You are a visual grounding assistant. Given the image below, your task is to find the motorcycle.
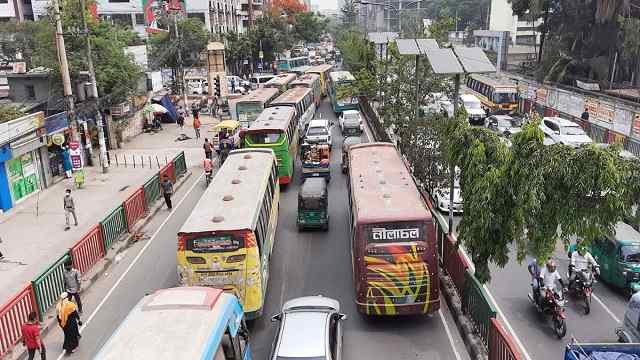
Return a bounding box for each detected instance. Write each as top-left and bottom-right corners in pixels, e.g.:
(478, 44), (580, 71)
(528, 284), (568, 338)
(205, 170), (213, 187)
(568, 266), (598, 315)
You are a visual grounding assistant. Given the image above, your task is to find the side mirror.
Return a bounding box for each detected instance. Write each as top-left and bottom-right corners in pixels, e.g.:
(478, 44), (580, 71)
(339, 313), (348, 320)
(271, 313), (282, 322)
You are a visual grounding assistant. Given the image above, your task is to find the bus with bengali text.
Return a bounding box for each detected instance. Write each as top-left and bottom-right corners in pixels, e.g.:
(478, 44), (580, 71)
(244, 106), (298, 185)
(231, 88), (280, 129)
(328, 71), (358, 114)
(94, 287), (252, 360)
(290, 73), (321, 107)
(277, 56), (310, 73)
(177, 149), (280, 319)
(347, 142), (439, 316)
(465, 74), (518, 114)
(264, 73), (298, 94)
(306, 64), (334, 97)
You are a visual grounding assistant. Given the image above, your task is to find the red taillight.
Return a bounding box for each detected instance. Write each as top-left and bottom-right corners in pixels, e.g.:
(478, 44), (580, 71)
(187, 256), (205, 264)
(226, 254), (246, 263)
(177, 237), (186, 251)
(244, 232), (257, 248)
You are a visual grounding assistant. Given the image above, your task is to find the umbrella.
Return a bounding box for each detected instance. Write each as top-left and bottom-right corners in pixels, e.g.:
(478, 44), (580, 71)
(143, 103), (168, 114)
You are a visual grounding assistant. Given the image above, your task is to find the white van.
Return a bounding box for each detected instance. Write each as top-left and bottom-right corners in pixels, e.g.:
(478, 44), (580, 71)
(250, 73), (276, 90)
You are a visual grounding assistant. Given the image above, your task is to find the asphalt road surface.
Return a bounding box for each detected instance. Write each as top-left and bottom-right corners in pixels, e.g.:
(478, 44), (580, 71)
(42, 98), (468, 360)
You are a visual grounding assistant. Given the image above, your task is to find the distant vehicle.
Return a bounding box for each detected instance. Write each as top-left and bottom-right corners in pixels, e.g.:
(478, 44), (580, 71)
(466, 74), (518, 115)
(589, 222), (640, 295)
(430, 173), (463, 214)
(347, 142), (440, 316)
(250, 73), (277, 90)
(268, 87), (317, 147)
(277, 56), (310, 73)
(486, 115), (522, 138)
(269, 296), (346, 360)
(539, 117), (593, 147)
(306, 64), (334, 97)
(565, 342), (640, 360)
(297, 177), (329, 230)
(341, 136), (362, 173)
(328, 71), (358, 114)
(339, 109), (363, 136)
(460, 94), (486, 125)
(226, 75), (250, 94)
(231, 88), (280, 128)
(264, 73), (298, 94)
(94, 287), (252, 360)
(421, 93), (450, 116)
(291, 73), (322, 107)
(304, 119), (332, 148)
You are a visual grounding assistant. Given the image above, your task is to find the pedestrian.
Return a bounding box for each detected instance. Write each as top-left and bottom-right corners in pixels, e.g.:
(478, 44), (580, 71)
(581, 107), (590, 122)
(63, 260), (83, 314)
(203, 138), (213, 160)
(161, 176), (174, 210)
(231, 78), (236, 94)
(193, 116), (201, 140)
(21, 311), (46, 360)
(57, 292), (81, 355)
(62, 147), (72, 179)
(63, 189), (77, 231)
(191, 101), (200, 119)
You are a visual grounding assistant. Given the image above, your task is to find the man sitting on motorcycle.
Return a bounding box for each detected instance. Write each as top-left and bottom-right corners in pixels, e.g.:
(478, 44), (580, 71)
(538, 259), (566, 307)
(569, 245), (599, 288)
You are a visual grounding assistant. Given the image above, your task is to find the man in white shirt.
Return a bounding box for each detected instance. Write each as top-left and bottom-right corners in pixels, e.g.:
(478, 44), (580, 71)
(539, 259), (566, 300)
(569, 247), (599, 286)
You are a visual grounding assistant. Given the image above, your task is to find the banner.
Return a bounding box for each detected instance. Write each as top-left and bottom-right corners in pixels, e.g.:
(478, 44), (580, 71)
(142, 0), (185, 33)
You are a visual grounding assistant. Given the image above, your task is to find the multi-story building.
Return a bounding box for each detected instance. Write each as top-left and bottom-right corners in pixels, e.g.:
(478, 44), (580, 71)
(0, 0), (34, 22)
(489, 0), (540, 46)
(238, 0), (266, 32)
(382, 0), (425, 33)
(359, 2), (384, 32)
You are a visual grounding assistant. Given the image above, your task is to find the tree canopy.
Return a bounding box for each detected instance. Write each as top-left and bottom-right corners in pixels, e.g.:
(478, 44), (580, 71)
(0, 105), (25, 124)
(149, 17), (209, 70)
(340, 0), (359, 27)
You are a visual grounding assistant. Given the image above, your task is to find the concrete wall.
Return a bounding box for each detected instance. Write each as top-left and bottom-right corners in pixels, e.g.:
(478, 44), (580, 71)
(7, 77), (51, 103)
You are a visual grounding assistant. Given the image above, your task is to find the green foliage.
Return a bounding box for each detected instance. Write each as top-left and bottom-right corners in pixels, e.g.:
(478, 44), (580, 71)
(336, 30), (375, 73)
(422, 0), (490, 30)
(337, 68), (378, 100)
(293, 12), (326, 44)
(0, 20), (52, 69)
(340, 0), (359, 27)
(0, 105), (25, 124)
(427, 16), (455, 45)
(149, 17), (209, 70)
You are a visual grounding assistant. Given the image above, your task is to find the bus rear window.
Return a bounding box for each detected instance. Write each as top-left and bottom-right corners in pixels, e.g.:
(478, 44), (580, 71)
(189, 234), (243, 252)
(364, 222), (425, 243)
(247, 132), (283, 144)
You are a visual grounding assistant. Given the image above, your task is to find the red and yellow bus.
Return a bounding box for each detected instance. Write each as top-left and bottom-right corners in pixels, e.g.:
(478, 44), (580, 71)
(290, 73), (321, 107)
(465, 74), (518, 114)
(306, 64), (334, 97)
(347, 142), (439, 316)
(264, 73), (298, 94)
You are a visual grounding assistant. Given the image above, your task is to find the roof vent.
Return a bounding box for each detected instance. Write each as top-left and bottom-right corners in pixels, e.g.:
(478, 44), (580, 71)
(212, 216), (225, 223)
(264, 122), (270, 126)
(243, 154), (252, 159)
(379, 180), (386, 185)
(223, 195), (234, 201)
(232, 179), (241, 184)
(376, 169), (382, 173)
(238, 165), (247, 171)
(383, 193), (392, 199)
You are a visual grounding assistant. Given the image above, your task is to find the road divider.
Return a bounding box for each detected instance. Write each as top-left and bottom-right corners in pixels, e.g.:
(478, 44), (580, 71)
(0, 151), (189, 359)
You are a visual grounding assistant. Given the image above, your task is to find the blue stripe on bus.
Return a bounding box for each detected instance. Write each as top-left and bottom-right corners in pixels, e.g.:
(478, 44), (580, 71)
(201, 295), (246, 360)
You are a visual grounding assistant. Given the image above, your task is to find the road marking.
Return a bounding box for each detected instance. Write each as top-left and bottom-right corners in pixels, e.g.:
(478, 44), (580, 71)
(55, 172), (204, 360)
(592, 293), (621, 323)
(438, 308), (463, 360)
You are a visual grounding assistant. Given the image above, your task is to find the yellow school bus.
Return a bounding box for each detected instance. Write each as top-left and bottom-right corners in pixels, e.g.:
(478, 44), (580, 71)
(177, 148), (279, 319)
(466, 74), (518, 114)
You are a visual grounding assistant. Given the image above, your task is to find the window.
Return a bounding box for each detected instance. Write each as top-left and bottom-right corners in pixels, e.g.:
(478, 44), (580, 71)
(108, 0), (129, 3)
(25, 85), (35, 100)
(135, 13), (145, 25)
(0, 0), (9, 3)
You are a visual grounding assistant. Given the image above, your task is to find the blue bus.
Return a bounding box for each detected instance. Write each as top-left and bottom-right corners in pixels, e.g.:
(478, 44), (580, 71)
(277, 56), (310, 73)
(94, 287), (252, 360)
(328, 71), (359, 114)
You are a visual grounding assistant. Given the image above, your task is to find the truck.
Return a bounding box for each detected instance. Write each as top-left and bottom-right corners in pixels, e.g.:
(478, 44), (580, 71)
(564, 343), (640, 360)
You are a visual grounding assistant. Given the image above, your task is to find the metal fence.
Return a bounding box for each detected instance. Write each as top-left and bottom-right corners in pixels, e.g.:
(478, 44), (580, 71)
(173, 152), (187, 176)
(100, 206), (128, 250)
(159, 162), (176, 183)
(443, 235), (470, 296)
(489, 318), (523, 360)
(143, 174), (161, 209)
(463, 269), (497, 346)
(0, 285), (37, 357)
(71, 225), (105, 275)
(31, 252), (70, 320)
(123, 187), (146, 232)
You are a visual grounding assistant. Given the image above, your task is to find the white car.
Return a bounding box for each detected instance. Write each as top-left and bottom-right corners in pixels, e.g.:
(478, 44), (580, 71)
(431, 183), (464, 213)
(339, 110), (363, 136)
(539, 117), (593, 147)
(305, 119), (332, 148)
(460, 94), (486, 125)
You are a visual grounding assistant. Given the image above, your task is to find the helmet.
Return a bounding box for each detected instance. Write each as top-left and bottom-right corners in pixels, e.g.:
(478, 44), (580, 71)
(546, 259), (557, 272)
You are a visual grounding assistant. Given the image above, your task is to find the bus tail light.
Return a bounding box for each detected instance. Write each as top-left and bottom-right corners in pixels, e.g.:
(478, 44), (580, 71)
(177, 237), (186, 251)
(187, 256), (205, 264)
(226, 254), (246, 263)
(244, 232), (257, 248)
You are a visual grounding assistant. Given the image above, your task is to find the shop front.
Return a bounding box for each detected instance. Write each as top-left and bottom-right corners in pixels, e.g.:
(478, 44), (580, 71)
(44, 112), (71, 184)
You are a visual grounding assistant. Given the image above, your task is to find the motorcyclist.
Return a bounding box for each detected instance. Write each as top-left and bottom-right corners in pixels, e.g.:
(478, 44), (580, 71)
(528, 256), (543, 306)
(538, 259), (566, 307)
(569, 245), (599, 288)
(203, 157), (213, 176)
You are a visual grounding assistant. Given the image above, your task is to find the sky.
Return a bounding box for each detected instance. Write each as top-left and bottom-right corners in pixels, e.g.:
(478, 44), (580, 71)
(312, 0), (338, 10)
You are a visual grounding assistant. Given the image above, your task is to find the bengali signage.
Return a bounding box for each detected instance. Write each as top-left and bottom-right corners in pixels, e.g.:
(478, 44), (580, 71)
(633, 113), (640, 139)
(68, 141), (83, 170)
(0, 112), (44, 146)
(368, 223), (423, 243)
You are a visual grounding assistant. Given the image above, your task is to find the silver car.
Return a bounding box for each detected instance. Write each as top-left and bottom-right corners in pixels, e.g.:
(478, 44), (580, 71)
(270, 296), (346, 360)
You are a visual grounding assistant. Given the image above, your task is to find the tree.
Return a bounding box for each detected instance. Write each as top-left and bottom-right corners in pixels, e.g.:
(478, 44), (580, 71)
(271, 0), (307, 21)
(427, 16), (455, 45)
(293, 12), (326, 43)
(341, 0), (359, 27)
(0, 105), (25, 123)
(149, 17), (209, 71)
(336, 30), (375, 73)
(0, 20), (51, 69)
(618, 16), (640, 86)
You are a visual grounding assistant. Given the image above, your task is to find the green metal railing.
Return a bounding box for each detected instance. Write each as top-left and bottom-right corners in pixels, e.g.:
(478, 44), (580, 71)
(100, 206), (128, 250)
(463, 269), (497, 346)
(32, 252), (70, 320)
(173, 151), (187, 177)
(143, 174), (161, 209)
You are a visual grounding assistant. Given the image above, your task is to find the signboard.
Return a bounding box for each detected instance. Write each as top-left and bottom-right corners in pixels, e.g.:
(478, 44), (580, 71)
(367, 223), (424, 243)
(51, 134), (65, 146)
(12, 62), (26, 74)
(596, 101), (615, 124)
(576, 80), (600, 91)
(44, 112), (69, 134)
(632, 113), (640, 139)
(0, 112), (44, 146)
(535, 87), (547, 106)
(68, 141), (83, 170)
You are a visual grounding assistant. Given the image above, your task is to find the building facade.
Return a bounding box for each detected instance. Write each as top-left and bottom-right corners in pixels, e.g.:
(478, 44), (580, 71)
(489, 0), (540, 46)
(238, 0), (265, 33)
(0, 0), (34, 22)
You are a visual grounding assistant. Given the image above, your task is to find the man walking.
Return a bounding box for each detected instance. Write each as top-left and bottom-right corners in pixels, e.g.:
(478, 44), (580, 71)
(581, 108), (590, 122)
(161, 176), (174, 210)
(22, 311), (46, 360)
(63, 189), (77, 231)
(193, 116), (201, 140)
(63, 260), (83, 314)
(203, 138), (213, 160)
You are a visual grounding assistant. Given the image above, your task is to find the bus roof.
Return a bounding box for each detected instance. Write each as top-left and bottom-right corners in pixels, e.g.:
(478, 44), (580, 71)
(306, 64), (334, 73)
(291, 73), (320, 87)
(265, 73), (297, 87)
(469, 74), (517, 90)
(246, 106), (296, 133)
(349, 142), (430, 223)
(236, 88), (280, 103)
(178, 149), (276, 233)
(94, 287), (242, 360)
(271, 87), (312, 106)
(329, 71), (355, 82)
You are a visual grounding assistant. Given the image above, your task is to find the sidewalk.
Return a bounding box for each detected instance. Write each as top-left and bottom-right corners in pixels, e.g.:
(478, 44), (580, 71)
(0, 116), (216, 305)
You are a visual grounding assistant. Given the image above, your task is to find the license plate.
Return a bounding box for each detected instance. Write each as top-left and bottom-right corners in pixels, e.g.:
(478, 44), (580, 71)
(313, 173), (320, 177)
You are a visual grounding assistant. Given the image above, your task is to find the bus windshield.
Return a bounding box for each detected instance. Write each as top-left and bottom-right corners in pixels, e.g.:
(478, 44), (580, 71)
(493, 92), (517, 104)
(247, 131), (283, 144)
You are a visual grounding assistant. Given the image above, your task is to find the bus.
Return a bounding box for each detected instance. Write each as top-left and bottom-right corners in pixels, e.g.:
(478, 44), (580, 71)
(347, 142), (440, 316)
(290, 73), (321, 107)
(465, 74), (518, 114)
(269, 87), (316, 141)
(277, 56), (310, 73)
(264, 73), (298, 94)
(306, 64), (334, 97)
(328, 71), (358, 114)
(244, 107), (298, 185)
(232, 88), (280, 129)
(177, 149), (280, 319)
(94, 287), (252, 360)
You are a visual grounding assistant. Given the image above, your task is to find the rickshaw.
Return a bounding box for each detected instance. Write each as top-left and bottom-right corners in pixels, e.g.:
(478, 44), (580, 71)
(616, 291), (640, 343)
(297, 178), (329, 231)
(300, 142), (330, 182)
(210, 120), (241, 153)
(341, 136), (362, 174)
(588, 223), (640, 295)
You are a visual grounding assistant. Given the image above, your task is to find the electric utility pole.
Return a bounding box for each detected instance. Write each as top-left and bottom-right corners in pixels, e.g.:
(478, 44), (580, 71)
(52, 0), (75, 129)
(171, 8), (188, 109)
(79, 0), (109, 173)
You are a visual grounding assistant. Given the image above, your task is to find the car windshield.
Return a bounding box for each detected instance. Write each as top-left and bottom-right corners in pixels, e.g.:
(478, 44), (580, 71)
(301, 198), (324, 209)
(493, 92), (517, 104)
(344, 113), (359, 121)
(562, 125), (585, 136)
(307, 127), (328, 136)
(621, 245), (640, 263)
(497, 119), (514, 127)
(464, 100), (482, 110)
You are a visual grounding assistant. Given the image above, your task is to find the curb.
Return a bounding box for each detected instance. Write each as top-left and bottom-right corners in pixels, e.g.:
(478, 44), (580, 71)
(9, 170), (193, 360)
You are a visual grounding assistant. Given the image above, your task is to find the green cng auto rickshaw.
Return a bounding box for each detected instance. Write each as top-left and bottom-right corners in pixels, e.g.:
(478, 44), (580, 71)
(616, 291), (640, 343)
(297, 178), (328, 231)
(341, 136), (362, 173)
(589, 222), (640, 294)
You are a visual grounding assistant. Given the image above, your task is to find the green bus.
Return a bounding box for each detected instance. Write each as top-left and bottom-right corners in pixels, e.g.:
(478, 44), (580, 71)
(328, 71), (358, 114)
(243, 106), (298, 185)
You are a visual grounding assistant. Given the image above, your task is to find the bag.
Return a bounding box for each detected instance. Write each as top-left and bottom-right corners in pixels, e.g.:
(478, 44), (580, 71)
(193, 118), (201, 128)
